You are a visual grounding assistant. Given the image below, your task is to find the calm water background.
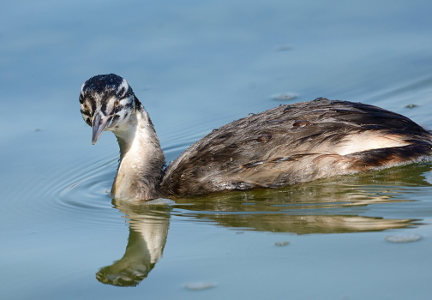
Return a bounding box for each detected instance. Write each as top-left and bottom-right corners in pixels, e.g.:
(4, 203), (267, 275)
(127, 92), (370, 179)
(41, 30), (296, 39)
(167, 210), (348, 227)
(2, 0), (432, 299)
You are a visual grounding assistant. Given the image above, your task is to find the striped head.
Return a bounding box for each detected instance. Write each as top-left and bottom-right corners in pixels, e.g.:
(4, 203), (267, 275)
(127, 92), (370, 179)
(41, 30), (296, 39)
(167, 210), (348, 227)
(79, 74), (140, 144)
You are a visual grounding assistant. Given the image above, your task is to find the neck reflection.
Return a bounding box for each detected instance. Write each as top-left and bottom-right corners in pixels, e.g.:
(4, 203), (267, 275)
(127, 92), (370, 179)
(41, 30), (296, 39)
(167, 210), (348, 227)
(96, 201), (171, 287)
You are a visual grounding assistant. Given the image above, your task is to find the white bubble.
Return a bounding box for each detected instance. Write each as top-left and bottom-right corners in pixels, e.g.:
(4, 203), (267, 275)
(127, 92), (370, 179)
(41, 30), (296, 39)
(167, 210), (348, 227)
(185, 282), (217, 291)
(385, 233), (422, 243)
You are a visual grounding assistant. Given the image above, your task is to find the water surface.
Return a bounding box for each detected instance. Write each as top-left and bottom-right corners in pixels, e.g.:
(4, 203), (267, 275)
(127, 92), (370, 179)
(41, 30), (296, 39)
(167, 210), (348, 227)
(1, 1), (432, 299)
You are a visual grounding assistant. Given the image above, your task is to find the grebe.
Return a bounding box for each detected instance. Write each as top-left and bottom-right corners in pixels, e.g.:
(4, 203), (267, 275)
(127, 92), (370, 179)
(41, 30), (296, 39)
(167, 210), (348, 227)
(79, 74), (432, 201)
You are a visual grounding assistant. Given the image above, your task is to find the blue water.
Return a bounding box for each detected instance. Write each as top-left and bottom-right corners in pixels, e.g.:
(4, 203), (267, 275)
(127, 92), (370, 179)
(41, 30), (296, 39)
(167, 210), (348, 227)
(2, 1), (432, 299)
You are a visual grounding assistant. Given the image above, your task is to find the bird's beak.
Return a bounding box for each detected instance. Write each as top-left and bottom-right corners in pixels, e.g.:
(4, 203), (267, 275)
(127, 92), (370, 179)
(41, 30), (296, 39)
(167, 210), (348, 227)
(92, 113), (111, 145)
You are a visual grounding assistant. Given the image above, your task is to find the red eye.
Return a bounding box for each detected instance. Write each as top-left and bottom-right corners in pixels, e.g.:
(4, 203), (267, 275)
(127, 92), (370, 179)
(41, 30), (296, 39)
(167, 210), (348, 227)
(115, 100), (120, 108)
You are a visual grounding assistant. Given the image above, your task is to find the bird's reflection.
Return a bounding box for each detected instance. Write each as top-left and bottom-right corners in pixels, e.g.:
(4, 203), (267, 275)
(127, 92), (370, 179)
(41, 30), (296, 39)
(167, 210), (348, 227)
(96, 163), (430, 286)
(96, 201), (171, 286)
(173, 163), (430, 233)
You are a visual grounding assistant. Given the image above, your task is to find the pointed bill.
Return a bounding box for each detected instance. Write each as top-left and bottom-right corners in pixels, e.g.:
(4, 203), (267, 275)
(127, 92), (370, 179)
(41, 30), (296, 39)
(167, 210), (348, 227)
(92, 113), (110, 145)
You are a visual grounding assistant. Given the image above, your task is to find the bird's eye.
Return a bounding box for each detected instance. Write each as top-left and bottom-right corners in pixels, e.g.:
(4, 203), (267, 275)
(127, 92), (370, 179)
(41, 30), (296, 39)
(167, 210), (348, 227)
(82, 103), (89, 111)
(114, 100), (120, 108)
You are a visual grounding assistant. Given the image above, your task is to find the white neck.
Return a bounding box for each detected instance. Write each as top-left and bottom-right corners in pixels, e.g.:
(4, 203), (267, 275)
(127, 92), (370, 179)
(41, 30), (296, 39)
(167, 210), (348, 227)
(111, 108), (165, 201)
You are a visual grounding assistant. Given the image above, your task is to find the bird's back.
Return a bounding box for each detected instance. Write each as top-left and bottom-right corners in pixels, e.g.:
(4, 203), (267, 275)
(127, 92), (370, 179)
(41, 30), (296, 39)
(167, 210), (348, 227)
(160, 98), (432, 197)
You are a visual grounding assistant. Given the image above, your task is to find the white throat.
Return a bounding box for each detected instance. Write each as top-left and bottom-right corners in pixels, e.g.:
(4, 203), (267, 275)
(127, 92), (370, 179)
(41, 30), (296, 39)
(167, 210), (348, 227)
(111, 108), (165, 201)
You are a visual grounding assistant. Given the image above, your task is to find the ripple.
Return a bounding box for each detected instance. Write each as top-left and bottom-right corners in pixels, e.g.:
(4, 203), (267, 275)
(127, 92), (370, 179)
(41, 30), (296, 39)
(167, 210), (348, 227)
(28, 154), (123, 227)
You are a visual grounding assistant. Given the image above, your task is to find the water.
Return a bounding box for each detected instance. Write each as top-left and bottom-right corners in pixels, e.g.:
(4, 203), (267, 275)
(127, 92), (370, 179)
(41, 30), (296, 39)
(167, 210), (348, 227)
(2, 0), (432, 299)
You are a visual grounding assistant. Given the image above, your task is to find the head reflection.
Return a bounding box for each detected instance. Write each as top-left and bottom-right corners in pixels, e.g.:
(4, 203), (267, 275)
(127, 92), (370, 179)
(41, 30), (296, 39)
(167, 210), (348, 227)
(96, 201), (171, 287)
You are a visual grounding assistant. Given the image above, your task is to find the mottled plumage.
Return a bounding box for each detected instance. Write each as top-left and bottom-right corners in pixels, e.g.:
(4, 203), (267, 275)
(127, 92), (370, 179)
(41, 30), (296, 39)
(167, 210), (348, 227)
(79, 74), (432, 201)
(160, 99), (432, 196)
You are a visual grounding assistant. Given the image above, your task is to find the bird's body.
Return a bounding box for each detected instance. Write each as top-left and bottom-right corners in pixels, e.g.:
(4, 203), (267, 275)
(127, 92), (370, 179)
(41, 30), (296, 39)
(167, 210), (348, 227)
(79, 74), (432, 201)
(161, 99), (431, 196)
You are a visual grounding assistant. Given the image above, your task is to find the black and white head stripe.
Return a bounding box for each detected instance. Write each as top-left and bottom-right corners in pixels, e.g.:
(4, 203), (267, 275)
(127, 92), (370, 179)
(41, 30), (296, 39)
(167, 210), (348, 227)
(80, 74), (133, 100)
(79, 74), (138, 128)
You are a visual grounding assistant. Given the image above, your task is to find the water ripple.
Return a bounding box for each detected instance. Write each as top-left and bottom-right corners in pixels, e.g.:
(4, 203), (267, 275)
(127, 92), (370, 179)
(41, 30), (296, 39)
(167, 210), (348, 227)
(35, 155), (121, 227)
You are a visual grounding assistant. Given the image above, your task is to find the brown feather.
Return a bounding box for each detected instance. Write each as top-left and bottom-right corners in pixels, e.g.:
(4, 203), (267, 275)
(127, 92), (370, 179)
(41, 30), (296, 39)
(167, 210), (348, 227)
(160, 98), (432, 197)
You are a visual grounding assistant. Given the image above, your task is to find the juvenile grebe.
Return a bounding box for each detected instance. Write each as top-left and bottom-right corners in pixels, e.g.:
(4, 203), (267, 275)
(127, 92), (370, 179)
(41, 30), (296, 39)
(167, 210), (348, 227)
(79, 74), (432, 201)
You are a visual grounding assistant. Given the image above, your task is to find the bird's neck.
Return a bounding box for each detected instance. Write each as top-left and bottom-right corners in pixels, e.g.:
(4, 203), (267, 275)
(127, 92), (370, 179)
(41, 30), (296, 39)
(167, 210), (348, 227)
(112, 108), (165, 201)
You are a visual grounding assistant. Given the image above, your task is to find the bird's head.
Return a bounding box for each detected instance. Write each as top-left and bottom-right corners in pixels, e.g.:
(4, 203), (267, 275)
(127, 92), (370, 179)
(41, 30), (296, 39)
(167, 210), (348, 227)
(79, 74), (140, 144)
